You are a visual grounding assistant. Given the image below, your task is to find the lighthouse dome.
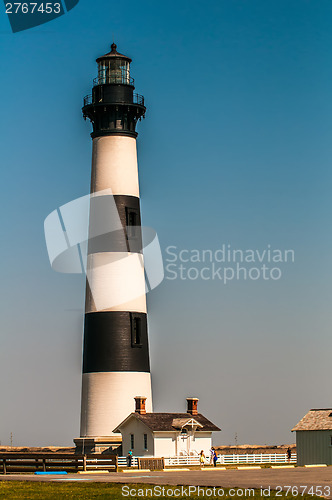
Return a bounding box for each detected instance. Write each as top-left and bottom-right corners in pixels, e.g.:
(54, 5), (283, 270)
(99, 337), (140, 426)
(96, 43), (132, 63)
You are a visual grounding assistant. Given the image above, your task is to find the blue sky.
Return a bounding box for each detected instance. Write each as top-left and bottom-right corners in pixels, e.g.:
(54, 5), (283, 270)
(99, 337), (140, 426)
(1, 0), (332, 446)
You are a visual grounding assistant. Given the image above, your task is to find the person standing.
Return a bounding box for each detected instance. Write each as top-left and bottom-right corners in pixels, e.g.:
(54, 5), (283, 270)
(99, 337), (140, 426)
(199, 450), (206, 467)
(209, 447), (214, 465)
(213, 448), (218, 467)
(287, 447), (292, 463)
(127, 449), (133, 467)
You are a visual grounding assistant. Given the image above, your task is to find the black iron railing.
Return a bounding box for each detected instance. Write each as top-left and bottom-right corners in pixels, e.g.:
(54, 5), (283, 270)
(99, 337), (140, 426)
(134, 93), (144, 106)
(83, 93), (144, 107)
(83, 94), (91, 107)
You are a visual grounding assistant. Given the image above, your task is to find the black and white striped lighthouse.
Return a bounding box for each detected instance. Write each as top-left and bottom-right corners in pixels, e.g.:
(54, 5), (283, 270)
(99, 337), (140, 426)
(75, 43), (152, 452)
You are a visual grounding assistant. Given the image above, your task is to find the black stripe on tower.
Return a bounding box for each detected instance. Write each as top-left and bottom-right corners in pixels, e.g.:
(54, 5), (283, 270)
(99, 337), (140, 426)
(83, 312), (150, 373)
(88, 195), (143, 254)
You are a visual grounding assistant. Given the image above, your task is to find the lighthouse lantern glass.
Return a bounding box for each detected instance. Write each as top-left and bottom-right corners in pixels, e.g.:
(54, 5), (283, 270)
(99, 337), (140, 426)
(97, 58), (130, 85)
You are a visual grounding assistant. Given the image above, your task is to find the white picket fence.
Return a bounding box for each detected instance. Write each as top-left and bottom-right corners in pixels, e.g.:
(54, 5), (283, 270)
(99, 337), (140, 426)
(118, 453), (296, 467)
(118, 456), (139, 467)
(218, 453), (297, 465)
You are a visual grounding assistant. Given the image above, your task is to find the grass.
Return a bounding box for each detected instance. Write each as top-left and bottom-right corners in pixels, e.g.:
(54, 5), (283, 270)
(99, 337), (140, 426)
(0, 481), (322, 499)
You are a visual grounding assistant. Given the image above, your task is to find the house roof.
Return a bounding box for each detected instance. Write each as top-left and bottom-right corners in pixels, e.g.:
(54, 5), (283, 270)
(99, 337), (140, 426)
(113, 413), (221, 433)
(292, 409), (332, 431)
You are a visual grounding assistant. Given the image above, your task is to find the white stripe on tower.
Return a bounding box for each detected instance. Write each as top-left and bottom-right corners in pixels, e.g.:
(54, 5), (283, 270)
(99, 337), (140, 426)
(80, 43), (152, 439)
(91, 136), (140, 196)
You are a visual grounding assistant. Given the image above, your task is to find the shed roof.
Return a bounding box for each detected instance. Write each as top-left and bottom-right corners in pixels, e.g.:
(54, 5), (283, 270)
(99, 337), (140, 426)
(113, 413), (221, 433)
(292, 409), (332, 431)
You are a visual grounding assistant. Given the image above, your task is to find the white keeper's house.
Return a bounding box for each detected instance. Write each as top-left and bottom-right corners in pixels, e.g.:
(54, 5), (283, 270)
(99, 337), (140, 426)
(113, 397), (220, 457)
(292, 408), (332, 465)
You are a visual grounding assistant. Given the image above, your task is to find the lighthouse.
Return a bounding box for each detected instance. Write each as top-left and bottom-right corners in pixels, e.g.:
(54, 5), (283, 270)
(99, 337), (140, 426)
(74, 43), (152, 453)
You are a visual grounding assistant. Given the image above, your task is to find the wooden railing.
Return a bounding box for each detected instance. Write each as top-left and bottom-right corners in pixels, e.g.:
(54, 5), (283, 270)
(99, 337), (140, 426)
(0, 453), (118, 474)
(138, 457), (165, 470)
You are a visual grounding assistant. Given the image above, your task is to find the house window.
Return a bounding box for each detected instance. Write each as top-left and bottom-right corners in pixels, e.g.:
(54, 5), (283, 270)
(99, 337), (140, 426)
(126, 207), (138, 239)
(144, 434), (148, 450)
(330, 436), (332, 446)
(130, 434), (134, 450)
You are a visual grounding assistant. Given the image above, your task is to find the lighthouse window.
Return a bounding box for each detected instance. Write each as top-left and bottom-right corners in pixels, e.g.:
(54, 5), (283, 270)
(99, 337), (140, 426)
(97, 64), (107, 85)
(126, 208), (138, 238)
(96, 59), (129, 85)
(131, 313), (147, 348)
(132, 317), (142, 346)
(101, 114), (109, 129)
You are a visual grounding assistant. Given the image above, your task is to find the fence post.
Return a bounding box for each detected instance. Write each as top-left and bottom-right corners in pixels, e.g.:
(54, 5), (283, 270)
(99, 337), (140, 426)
(115, 455), (118, 472)
(3, 459), (6, 475)
(83, 455), (87, 472)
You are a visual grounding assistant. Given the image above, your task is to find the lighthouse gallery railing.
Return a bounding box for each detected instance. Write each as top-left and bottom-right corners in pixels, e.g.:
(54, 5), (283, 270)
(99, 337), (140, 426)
(83, 93), (144, 107)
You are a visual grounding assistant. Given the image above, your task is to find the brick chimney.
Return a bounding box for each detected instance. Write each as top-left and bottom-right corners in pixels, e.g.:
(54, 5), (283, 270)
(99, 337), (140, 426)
(134, 396), (147, 415)
(186, 397), (199, 415)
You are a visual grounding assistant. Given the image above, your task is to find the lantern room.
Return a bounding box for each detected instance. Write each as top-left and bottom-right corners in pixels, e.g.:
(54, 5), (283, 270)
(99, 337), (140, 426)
(82, 42), (146, 138)
(95, 43), (132, 86)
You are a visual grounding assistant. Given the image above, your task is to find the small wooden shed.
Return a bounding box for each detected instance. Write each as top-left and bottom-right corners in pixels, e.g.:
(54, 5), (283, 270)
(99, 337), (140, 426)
(292, 408), (332, 465)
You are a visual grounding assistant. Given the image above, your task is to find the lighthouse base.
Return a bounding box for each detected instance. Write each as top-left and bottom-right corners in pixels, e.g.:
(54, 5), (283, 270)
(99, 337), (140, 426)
(73, 436), (122, 455)
(80, 371), (153, 437)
